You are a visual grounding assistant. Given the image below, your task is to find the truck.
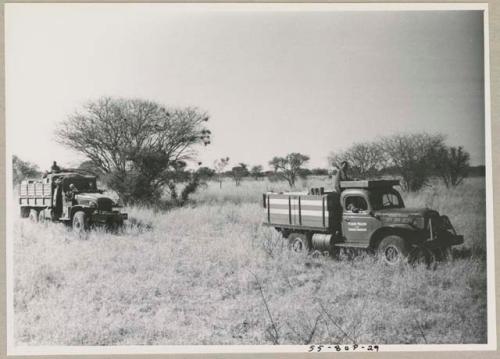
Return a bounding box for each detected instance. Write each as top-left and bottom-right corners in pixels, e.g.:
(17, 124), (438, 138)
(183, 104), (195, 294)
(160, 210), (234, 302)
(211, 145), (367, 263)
(263, 180), (463, 265)
(18, 171), (127, 232)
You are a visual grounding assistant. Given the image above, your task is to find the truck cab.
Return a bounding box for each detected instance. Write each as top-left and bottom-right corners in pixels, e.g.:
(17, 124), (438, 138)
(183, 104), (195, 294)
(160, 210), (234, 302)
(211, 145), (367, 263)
(340, 181), (404, 244)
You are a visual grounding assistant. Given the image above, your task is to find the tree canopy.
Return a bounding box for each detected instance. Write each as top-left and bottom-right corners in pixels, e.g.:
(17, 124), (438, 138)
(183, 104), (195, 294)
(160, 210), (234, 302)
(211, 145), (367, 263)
(56, 97), (211, 204)
(269, 153), (310, 188)
(328, 142), (383, 179)
(12, 155), (41, 184)
(431, 145), (470, 188)
(328, 133), (471, 191)
(380, 133), (445, 191)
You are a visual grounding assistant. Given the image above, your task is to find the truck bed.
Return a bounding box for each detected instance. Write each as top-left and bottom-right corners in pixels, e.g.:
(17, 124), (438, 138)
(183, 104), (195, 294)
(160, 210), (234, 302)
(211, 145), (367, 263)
(263, 192), (338, 231)
(19, 181), (52, 207)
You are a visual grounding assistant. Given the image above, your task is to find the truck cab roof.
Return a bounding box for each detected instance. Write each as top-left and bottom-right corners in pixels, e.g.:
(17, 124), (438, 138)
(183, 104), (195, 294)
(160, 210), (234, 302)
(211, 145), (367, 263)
(339, 179), (400, 189)
(48, 172), (95, 179)
(30, 172), (98, 190)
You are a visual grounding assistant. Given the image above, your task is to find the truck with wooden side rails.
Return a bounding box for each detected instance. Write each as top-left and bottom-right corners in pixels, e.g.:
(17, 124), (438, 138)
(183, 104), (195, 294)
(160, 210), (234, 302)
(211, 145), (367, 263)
(18, 171), (127, 232)
(263, 180), (463, 265)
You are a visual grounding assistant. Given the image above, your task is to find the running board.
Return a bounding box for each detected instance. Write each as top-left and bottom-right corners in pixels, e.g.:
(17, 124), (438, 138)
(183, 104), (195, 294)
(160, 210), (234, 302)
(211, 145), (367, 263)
(332, 242), (369, 249)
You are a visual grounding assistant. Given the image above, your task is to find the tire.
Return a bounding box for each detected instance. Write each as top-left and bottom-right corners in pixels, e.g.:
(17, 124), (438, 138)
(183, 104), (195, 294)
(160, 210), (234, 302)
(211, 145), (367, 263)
(108, 219), (124, 232)
(408, 245), (436, 267)
(72, 211), (89, 233)
(275, 228), (290, 238)
(433, 246), (452, 262)
(378, 235), (410, 265)
(20, 207), (30, 218)
(288, 233), (311, 253)
(28, 209), (39, 223)
(38, 210), (46, 223)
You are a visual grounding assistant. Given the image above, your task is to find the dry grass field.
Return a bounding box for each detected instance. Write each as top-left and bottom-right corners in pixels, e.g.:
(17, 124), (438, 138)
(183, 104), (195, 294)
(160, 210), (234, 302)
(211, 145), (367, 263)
(12, 177), (488, 345)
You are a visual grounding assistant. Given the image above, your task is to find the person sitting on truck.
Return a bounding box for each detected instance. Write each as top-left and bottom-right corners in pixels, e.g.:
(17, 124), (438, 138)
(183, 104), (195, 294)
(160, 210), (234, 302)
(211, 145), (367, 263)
(51, 161), (61, 173)
(334, 161), (351, 194)
(345, 196), (368, 213)
(331, 161), (352, 237)
(53, 178), (63, 218)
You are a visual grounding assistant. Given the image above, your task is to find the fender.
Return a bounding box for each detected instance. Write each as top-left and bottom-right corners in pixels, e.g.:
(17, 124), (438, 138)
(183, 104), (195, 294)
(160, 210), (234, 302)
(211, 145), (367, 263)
(69, 205), (94, 219)
(369, 225), (416, 249)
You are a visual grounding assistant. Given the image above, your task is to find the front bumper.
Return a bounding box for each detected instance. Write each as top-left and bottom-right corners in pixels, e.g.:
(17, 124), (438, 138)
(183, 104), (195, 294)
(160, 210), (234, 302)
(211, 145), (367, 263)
(425, 232), (464, 249)
(91, 211), (127, 225)
(424, 215), (463, 248)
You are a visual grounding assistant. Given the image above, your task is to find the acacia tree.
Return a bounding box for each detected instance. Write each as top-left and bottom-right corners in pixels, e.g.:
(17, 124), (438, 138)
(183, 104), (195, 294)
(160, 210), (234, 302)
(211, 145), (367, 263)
(269, 153), (310, 188)
(231, 163), (249, 186)
(214, 157), (230, 188)
(380, 133), (445, 191)
(250, 165), (264, 180)
(55, 97), (211, 204)
(328, 142), (383, 179)
(78, 160), (105, 177)
(431, 146), (470, 188)
(196, 166), (215, 180)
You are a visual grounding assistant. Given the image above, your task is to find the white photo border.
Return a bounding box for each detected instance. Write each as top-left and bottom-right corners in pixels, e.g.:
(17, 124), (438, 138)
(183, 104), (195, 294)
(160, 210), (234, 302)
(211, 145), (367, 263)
(4, 2), (495, 355)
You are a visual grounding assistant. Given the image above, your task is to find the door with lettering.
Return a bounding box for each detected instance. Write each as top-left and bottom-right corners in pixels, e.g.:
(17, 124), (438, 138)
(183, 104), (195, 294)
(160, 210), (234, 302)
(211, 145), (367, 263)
(342, 195), (380, 244)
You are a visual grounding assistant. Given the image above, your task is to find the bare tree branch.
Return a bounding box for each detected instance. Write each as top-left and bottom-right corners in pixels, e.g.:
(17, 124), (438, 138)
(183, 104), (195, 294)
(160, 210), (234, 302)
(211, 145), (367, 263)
(249, 271), (280, 344)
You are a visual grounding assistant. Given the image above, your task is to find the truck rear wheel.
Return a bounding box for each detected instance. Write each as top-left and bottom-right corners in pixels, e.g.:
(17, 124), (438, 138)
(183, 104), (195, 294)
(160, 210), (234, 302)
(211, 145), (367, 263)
(38, 210), (46, 223)
(288, 233), (311, 253)
(28, 209), (39, 223)
(20, 207), (30, 218)
(72, 211), (89, 233)
(378, 235), (410, 265)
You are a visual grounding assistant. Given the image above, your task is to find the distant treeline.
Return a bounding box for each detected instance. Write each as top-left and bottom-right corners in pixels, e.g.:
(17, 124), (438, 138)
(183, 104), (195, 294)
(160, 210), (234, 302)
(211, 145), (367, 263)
(194, 164), (486, 181)
(10, 97), (486, 206)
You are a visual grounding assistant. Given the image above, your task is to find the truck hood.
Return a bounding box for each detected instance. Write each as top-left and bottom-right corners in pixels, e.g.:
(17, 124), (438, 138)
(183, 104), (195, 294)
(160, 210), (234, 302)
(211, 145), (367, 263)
(75, 193), (115, 211)
(75, 193), (113, 202)
(373, 207), (439, 218)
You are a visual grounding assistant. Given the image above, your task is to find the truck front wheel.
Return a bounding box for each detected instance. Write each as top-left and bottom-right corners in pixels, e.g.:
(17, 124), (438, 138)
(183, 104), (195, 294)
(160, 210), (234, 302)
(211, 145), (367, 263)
(378, 235), (410, 265)
(72, 211), (89, 233)
(288, 233), (311, 253)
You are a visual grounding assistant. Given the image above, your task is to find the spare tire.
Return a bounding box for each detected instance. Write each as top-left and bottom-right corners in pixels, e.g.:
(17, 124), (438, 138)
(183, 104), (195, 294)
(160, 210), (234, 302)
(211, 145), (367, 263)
(288, 233), (312, 253)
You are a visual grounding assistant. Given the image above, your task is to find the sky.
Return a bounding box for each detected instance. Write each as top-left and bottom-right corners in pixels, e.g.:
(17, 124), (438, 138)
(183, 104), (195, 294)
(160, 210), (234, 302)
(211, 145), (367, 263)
(5, 4), (487, 171)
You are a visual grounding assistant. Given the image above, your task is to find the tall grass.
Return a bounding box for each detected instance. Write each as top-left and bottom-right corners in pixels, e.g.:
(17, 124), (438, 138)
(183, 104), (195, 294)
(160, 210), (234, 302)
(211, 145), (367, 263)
(191, 176), (334, 205)
(12, 177), (487, 345)
(404, 177), (486, 258)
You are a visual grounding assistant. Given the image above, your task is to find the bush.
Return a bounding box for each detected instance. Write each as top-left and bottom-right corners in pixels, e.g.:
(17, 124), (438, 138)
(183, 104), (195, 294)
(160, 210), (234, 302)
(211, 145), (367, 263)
(12, 155), (41, 184)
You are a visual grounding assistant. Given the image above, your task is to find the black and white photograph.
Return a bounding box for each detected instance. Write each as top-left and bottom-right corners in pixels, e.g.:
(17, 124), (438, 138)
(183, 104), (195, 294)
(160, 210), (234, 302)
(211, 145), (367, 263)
(5, 3), (495, 354)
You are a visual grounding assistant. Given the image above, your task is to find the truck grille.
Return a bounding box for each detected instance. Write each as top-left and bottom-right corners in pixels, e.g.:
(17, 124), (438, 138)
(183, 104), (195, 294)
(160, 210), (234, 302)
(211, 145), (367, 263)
(426, 212), (441, 229)
(97, 198), (114, 211)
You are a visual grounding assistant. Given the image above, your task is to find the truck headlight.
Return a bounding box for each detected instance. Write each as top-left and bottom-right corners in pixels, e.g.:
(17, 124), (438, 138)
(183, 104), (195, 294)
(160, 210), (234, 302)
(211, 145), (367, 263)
(411, 216), (425, 229)
(89, 202), (97, 209)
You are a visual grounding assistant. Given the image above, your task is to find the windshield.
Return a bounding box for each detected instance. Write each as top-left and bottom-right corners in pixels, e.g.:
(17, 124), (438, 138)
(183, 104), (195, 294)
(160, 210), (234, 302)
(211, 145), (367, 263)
(62, 178), (98, 192)
(370, 189), (404, 210)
